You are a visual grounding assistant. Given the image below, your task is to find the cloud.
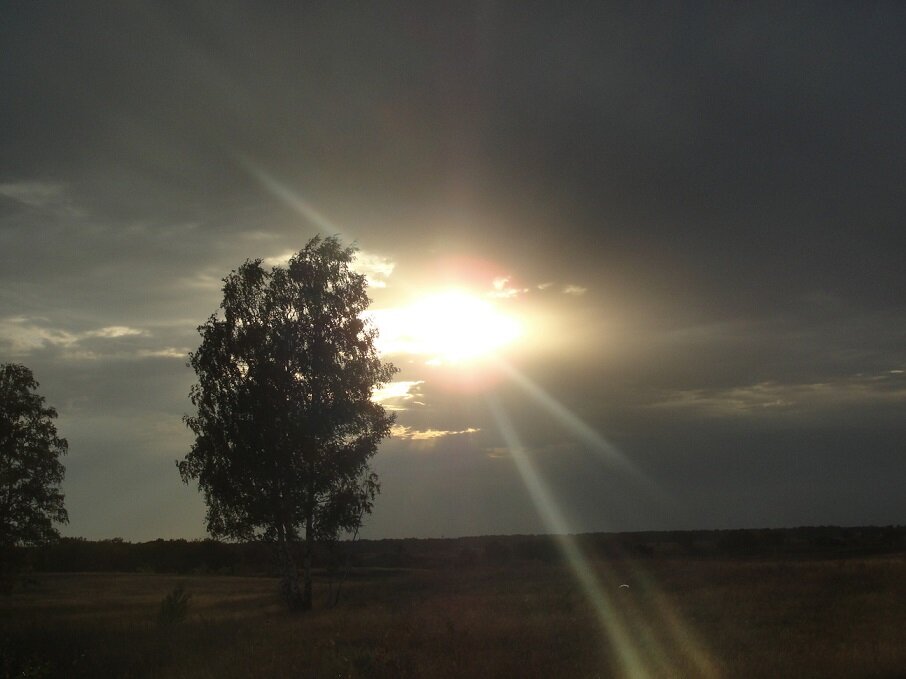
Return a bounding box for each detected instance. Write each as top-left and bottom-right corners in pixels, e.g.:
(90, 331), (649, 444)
(239, 230), (281, 242)
(0, 180), (81, 215)
(647, 374), (906, 417)
(85, 326), (145, 339)
(179, 270), (224, 291)
(391, 425), (480, 441)
(136, 347), (190, 359)
(0, 181), (63, 207)
(262, 250), (295, 267)
(371, 380), (424, 410)
(0, 317), (153, 359)
(488, 276), (529, 299)
(563, 284), (588, 296)
(352, 250), (395, 288)
(0, 317), (79, 354)
(485, 446), (510, 459)
(365, 307), (427, 358)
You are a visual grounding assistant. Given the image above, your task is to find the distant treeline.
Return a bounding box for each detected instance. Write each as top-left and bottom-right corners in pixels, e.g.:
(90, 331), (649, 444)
(11, 526), (906, 575)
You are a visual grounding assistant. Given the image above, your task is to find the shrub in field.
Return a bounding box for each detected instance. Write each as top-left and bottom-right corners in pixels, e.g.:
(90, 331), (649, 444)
(158, 584), (191, 625)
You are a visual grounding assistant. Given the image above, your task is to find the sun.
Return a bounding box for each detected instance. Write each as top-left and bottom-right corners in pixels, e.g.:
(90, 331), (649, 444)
(410, 290), (522, 363)
(371, 289), (523, 365)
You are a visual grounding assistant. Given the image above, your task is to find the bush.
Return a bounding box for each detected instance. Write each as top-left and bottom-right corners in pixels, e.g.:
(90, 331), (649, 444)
(158, 584), (191, 625)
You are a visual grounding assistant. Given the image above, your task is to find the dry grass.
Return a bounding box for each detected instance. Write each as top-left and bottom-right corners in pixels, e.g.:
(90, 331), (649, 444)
(2, 556), (905, 678)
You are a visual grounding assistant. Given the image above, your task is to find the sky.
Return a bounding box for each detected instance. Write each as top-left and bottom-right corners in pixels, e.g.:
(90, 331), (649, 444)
(1, 1), (904, 541)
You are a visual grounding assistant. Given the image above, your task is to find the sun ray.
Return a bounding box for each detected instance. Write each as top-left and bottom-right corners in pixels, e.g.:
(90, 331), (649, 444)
(487, 396), (649, 677)
(238, 157), (347, 236)
(496, 359), (668, 501)
(488, 397), (721, 678)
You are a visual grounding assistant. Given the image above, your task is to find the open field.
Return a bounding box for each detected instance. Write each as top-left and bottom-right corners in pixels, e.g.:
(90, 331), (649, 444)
(2, 554), (905, 678)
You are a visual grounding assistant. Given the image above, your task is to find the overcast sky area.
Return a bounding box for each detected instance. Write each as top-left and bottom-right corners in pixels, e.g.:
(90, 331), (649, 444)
(2, 2), (904, 541)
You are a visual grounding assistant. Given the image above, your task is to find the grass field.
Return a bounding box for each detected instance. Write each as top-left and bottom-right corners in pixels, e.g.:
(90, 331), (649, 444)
(2, 555), (905, 678)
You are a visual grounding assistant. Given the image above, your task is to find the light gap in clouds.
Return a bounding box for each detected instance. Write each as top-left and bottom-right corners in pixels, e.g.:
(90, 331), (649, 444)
(262, 250), (295, 267)
(86, 326), (145, 339)
(137, 347), (190, 359)
(371, 380), (424, 410)
(391, 424), (480, 441)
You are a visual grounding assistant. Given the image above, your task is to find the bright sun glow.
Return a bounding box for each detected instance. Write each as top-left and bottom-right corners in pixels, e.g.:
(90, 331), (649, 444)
(370, 289), (523, 364)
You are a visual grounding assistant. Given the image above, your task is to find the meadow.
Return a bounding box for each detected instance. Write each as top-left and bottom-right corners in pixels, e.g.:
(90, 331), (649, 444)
(2, 550), (905, 678)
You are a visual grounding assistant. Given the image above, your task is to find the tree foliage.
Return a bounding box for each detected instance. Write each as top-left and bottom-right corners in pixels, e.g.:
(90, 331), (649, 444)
(178, 235), (397, 608)
(0, 363), (69, 551)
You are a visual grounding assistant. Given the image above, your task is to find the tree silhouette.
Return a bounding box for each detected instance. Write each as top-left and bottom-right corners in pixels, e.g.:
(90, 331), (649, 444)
(179, 235), (397, 609)
(0, 363), (69, 561)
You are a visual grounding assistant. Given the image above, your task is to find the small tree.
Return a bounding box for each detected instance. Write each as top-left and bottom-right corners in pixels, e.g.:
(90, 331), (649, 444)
(179, 235), (397, 610)
(0, 364), (69, 564)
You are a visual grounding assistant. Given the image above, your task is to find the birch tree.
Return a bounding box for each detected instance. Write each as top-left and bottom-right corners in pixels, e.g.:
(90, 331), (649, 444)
(179, 235), (396, 610)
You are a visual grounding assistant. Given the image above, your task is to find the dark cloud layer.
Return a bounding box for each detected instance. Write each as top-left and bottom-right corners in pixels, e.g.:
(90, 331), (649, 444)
(1, 2), (904, 539)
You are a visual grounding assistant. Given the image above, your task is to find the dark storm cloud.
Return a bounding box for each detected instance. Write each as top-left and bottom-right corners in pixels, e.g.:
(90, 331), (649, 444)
(475, 4), (906, 307)
(1, 1), (904, 538)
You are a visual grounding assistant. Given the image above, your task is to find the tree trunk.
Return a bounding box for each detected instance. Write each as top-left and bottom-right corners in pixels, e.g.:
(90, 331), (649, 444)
(333, 507), (363, 607)
(302, 510), (314, 610)
(277, 525), (303, 611)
